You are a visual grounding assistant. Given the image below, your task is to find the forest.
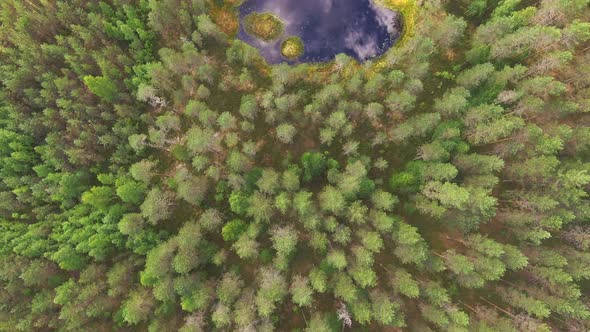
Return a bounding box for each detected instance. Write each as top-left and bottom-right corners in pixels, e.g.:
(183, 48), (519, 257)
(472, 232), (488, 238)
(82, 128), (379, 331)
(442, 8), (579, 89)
(0, 0), (590, 331)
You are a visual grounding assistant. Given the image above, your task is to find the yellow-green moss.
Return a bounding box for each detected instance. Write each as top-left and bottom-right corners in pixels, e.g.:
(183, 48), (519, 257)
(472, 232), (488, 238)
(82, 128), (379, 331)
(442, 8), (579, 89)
(366, 0), (419, 75)
(377, 0), (418, 46)
(281, 36), (305, 60)
(243, 12), (285, 42)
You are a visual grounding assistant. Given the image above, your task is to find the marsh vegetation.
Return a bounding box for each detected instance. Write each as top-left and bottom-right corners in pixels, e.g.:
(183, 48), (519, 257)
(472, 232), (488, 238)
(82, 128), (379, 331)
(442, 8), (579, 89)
(280, 36), (304, 60)
(243, 12), (285, 41)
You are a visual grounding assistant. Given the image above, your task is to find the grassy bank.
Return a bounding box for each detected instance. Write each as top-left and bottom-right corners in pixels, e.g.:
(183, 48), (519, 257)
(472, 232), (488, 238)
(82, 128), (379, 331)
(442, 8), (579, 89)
(378, 0), (419, 46)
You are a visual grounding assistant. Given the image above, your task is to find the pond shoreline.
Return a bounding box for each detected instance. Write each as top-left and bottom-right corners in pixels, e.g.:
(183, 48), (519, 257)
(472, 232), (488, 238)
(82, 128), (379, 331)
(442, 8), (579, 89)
(237, 0), (409, 64)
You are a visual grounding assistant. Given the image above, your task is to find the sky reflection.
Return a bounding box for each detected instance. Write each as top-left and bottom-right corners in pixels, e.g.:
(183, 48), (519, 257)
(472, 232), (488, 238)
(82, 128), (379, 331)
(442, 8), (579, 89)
(238, 0), (402, 64)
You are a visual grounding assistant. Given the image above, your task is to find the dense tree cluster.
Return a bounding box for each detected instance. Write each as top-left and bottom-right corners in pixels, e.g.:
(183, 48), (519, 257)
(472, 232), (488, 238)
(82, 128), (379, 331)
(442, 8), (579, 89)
(0, 0), (589, 331)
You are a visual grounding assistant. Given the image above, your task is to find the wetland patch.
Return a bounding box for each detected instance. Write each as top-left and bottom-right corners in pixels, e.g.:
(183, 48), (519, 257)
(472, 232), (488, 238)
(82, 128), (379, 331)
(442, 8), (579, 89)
(238, 0), (403, 63)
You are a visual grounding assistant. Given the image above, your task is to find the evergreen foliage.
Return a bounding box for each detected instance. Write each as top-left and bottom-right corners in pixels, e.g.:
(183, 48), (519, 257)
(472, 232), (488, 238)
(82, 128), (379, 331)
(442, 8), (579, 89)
(0, 0), (589, 330)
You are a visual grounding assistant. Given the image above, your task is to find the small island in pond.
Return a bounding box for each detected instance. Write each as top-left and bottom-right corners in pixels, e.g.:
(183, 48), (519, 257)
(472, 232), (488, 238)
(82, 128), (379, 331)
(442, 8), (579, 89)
(243, 12), (285, 41)
(280, 36), (304, 60)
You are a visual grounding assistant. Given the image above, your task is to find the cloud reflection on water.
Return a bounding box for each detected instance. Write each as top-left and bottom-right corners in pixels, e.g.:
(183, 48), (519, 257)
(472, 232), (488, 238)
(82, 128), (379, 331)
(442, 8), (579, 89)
(238, 0), (402, 63)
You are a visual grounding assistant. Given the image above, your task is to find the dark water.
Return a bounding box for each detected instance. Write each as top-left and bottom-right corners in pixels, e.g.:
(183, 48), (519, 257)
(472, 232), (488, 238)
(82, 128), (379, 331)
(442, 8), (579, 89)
(238, 0), (403, 64)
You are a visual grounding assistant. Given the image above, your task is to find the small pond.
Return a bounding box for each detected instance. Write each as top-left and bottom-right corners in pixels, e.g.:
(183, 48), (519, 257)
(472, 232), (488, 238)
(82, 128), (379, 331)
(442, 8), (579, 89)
(238, 0), (403, 64)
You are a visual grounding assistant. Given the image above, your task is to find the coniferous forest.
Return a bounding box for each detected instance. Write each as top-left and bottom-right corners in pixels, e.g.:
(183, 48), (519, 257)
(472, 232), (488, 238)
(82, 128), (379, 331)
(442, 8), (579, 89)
(1, 0), (590, 331)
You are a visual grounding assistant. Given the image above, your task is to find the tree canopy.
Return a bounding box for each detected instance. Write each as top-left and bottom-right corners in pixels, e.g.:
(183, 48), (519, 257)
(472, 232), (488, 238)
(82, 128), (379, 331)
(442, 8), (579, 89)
(0, 0), (589, 331)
